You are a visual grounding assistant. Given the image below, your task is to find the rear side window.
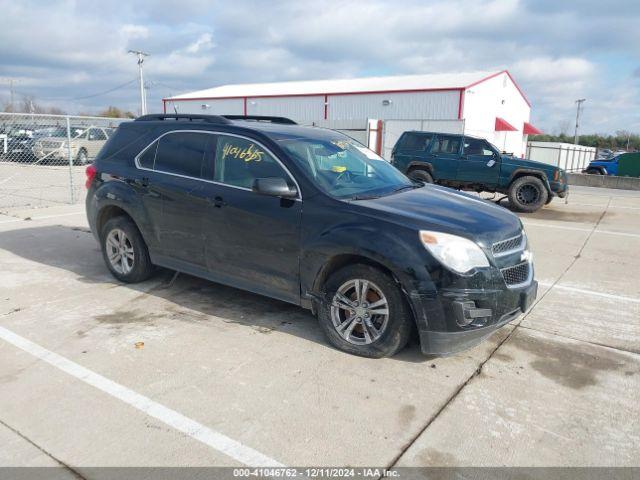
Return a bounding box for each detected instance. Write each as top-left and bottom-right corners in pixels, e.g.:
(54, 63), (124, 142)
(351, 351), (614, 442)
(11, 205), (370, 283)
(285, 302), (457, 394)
(154, 132), (212, 178)
(399, 133), (433, 151)
(138, 142), (157, 169)
(431, 135), (462, 154)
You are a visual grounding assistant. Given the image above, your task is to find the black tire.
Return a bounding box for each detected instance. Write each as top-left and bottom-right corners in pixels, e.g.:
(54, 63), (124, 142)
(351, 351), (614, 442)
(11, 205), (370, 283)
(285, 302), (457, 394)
(508, 175), (549, 213)
(100, 216), (154, 283)
(586, 168), (604, 175)
(408, 168), (434, 184)
(75, 148), (89, 166)
(317, 264), (413, 358)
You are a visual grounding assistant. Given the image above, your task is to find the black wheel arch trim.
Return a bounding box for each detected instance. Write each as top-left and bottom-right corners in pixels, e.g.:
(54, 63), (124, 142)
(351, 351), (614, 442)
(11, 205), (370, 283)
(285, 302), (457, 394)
(509, 168), (553, 195)
(406, 161), (434, 176)
(91, 182), (155, 248)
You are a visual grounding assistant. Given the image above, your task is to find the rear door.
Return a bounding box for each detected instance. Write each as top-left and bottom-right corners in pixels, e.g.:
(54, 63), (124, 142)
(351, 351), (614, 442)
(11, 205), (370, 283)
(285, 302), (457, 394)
(428, 134), (463, 180)
(457, 137), (500, 185)
(201, 133), (302, 303)
(148, 131), (215, 268)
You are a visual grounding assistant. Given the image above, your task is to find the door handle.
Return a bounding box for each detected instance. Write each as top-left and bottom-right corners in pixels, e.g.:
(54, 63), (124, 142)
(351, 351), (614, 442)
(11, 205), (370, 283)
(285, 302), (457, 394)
(210, 196), (227, 208)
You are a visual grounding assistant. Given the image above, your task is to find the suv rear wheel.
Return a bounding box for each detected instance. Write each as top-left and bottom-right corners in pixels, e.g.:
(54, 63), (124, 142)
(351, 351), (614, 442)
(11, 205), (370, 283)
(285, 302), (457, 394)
(101, 216), (154, 283)
(317, 264), (413, 358)
(408, 168), (433, 184)
(508, 175), (548, 213)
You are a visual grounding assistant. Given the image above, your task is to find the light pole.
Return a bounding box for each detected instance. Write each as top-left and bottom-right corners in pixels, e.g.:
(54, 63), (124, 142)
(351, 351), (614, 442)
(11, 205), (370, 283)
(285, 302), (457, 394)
(128, 50), (149, 116)
(574, 98), (586, 145)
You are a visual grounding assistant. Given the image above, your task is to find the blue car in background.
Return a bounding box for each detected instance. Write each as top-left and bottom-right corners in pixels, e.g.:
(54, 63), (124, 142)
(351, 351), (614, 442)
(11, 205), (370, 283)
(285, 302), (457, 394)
(585, 152), (640, 177)
(585, 156), (620, 175)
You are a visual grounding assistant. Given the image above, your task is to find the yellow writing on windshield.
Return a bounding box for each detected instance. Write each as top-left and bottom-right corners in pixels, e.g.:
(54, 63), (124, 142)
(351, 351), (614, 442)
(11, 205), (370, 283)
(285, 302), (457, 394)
(222, 142), (264, 162)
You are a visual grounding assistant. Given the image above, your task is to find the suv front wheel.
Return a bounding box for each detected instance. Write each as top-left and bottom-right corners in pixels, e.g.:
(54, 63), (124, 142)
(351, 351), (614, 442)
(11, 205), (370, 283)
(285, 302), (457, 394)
(408, 168), (434, 184)
(317, 264), (413, 358)
(508, 175), (548, 213)
(101, 216), (154, 283)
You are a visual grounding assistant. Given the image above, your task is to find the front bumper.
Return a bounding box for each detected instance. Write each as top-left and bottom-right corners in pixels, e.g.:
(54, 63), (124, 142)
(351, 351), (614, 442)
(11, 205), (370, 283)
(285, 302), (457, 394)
(412, 279), (538, 356)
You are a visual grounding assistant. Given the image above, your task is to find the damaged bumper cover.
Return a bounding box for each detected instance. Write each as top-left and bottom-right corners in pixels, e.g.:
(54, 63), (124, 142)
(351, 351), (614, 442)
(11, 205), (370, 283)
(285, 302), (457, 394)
(410, 280), (538, 356)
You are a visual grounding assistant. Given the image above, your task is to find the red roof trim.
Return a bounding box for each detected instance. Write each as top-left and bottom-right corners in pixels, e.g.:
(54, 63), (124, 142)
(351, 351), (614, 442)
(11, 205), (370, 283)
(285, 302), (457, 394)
(523, 121), (542, 135)
(465, 70), (531, 107)
(495, 117), (517, 132)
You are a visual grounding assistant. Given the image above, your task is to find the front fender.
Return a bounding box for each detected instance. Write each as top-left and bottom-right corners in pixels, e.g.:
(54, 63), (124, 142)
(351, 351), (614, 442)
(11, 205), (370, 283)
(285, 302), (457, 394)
(301, 221), (437, 300)
(508, 168), (553, 193)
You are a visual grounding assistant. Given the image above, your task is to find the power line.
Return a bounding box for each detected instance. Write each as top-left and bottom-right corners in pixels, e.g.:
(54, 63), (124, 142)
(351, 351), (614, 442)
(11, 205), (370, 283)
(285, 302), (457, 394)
(69, 78), (138, 101)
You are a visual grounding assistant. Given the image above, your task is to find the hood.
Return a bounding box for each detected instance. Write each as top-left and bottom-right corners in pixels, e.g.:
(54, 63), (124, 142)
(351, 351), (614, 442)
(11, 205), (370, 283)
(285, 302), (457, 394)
(502, 155), (558, 173)
(353, 185), (522, 247)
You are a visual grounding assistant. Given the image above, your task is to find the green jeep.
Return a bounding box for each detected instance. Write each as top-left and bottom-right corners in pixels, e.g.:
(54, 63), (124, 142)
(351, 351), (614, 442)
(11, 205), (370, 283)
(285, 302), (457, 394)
(390, 131), (568, 212)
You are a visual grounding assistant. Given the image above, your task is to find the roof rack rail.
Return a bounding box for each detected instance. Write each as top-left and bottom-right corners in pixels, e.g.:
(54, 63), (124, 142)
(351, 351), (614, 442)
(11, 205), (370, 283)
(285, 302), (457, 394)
(135, 114), (231, 124)
(222, 115), (297, 125)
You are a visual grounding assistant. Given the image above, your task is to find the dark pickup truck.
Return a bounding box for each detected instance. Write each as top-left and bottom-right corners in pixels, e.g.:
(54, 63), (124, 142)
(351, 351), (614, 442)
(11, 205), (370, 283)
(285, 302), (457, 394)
(391, 131), (568, 212)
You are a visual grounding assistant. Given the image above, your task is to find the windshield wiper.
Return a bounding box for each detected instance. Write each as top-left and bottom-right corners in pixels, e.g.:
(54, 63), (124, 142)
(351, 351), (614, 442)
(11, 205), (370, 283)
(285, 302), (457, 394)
(350, 193), (384, 201)
(390, 184), (420, 194)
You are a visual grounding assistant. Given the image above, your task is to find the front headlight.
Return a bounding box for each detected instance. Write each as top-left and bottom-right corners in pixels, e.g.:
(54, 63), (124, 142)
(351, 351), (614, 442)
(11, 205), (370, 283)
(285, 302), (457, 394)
(420, 230), (490, 275)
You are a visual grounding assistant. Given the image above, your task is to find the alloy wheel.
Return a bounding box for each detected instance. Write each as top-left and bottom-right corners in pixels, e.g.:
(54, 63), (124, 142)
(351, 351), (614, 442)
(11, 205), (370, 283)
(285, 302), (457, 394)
(330, 279), (389, 345)
(105, 228), (134, 275)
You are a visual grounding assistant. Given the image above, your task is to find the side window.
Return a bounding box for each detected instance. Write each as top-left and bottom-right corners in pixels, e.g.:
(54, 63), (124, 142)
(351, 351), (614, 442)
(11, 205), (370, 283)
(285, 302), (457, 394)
(431, 135), (462, 155)
(155, 132), (211, 178)
(464, 138), (495, 157)
(400, 133), (433, 151)
(214, 135), (289, 189)
(138, 141), (157, 169)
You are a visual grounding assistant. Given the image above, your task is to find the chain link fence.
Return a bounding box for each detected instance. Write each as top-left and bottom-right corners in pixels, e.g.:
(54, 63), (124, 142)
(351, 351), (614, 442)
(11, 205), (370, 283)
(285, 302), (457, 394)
(0, 112), (128, 210)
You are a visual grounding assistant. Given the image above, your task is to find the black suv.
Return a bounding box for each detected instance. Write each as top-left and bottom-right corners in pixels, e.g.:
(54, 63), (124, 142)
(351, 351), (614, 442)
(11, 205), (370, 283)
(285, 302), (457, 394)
(86, 114), (537, 358)
(391, 131), (568, 212)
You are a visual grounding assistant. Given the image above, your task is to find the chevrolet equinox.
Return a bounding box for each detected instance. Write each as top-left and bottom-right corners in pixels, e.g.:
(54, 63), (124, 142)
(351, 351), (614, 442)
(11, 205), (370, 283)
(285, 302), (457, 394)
(86, 114), (538, 358)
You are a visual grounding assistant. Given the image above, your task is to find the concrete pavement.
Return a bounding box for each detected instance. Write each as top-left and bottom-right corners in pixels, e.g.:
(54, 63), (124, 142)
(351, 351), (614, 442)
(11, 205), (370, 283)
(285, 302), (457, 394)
(0, 187), (638, 471)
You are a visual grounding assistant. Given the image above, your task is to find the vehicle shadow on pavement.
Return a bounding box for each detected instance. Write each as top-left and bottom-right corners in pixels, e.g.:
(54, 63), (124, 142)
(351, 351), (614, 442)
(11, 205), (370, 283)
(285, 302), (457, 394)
(0, 224), (427, 362)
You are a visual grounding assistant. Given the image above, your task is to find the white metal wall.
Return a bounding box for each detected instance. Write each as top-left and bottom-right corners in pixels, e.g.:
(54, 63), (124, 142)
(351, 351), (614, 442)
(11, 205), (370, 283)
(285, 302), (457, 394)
(246, 95), (325, 123)
(308, 119), (369, 145)
(462, 72), (530, 157)
(167, 98), (244, 115)
(328, 90), (459, 121)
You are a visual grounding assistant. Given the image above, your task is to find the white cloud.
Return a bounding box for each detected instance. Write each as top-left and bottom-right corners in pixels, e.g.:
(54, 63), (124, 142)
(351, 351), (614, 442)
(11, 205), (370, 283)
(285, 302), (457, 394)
(0, 0), (637, 133)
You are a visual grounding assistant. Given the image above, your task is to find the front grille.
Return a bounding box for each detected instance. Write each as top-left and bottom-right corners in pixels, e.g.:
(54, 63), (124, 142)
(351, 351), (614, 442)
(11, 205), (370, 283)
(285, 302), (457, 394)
(500, 261), (531, 287)
(492, 233), (524, 257)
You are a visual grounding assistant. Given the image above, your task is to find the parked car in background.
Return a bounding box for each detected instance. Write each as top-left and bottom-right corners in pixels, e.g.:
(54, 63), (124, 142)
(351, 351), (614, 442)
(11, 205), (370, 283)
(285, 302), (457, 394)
(2, 126), (59, 163)
(585, 152), (640, 177)
(86, 114), (537, 358)
(390, 131), (568, 212)
(33, 126), (112, 165)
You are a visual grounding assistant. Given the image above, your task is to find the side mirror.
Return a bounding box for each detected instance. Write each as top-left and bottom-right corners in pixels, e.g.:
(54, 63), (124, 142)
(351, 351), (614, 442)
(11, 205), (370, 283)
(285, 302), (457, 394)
(252, 177), (298, 199)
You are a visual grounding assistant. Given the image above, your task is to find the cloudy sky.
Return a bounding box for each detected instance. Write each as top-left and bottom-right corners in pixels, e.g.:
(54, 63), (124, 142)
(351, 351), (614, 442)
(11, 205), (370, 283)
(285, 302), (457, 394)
(1, 0), (638, 134)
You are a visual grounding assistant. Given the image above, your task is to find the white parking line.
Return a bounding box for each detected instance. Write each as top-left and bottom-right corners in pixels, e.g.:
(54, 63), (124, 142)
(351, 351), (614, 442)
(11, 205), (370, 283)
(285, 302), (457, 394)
(0, 211), (84, 224)
(523, 221), (640, 239)
(538, 282), (640, 304)
(0, 325), (284, 467)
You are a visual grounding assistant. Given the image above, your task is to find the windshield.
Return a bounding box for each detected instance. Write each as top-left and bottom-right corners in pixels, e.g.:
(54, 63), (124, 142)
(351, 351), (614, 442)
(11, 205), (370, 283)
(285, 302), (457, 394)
(279, 136), (414, 199)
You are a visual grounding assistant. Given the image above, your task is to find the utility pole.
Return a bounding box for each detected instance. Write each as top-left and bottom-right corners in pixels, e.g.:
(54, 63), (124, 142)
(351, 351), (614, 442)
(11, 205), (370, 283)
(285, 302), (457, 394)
(2, 78), (17, 111)
(574, 98), (586, 145)
(128, 50), (149, 116)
